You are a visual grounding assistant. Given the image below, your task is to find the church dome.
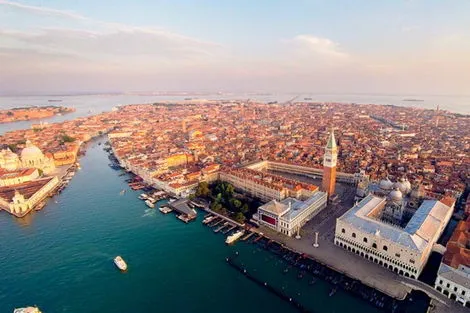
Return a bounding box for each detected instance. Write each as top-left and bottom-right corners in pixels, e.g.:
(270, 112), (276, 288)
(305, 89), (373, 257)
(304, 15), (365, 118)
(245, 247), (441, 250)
(379, 178), (394, 190)
(21, 140), (44, 160)
(394, 179), (408, 194)
(389, 188), (403, 202)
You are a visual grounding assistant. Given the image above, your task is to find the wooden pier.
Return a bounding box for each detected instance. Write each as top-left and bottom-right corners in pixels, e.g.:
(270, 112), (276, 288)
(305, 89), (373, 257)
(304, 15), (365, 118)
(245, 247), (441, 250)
(241, 232), (255, 241)
(223, 225), (237, 234)
(214, 222), (229, 233)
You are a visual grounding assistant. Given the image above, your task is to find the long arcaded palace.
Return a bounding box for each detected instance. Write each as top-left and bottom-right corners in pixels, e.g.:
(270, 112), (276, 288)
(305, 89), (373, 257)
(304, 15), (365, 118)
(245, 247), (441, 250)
(334, 192), (453, 278)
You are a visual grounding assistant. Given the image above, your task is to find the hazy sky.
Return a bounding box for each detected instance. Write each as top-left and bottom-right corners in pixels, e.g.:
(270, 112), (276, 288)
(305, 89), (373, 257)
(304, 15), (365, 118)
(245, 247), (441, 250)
(1, 0), (469, 95)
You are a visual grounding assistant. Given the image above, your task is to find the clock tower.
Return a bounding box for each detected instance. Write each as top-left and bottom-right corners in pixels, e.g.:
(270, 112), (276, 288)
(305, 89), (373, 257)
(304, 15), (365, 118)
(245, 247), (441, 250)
(322, 129), (337, 197)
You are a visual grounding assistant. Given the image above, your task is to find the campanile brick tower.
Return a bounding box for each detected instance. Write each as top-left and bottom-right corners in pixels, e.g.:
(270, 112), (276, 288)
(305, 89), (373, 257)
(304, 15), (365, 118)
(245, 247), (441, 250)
(322, 129), (337, 197)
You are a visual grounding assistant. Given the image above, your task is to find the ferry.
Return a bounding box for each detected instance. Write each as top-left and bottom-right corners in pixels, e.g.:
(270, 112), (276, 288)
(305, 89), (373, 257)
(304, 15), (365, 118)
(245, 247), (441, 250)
(14, 307), (42, 313)
(145, 200), (155, 208)
(159, 206), (173, 214)
(113, 256), (127, 271)
(225, 230), (245, 245)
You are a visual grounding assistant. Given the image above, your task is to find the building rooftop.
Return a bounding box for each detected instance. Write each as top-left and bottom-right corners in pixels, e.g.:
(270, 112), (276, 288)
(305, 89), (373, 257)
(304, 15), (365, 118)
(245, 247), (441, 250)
(339, 194), (452, 251)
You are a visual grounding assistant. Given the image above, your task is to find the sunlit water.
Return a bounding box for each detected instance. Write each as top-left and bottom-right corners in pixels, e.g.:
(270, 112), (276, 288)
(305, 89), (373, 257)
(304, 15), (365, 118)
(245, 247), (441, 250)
(0, 138), (383, 313)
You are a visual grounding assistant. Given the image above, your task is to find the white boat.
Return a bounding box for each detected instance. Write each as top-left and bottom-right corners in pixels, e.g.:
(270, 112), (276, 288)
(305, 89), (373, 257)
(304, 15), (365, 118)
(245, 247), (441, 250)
(159, 206), (173, 214)
(145, 200), (155, 208)
(14, 307), (41, 313)
(114, 256), (127, 271)
(225, 230), (245, 244)
(138, 193), (148, 200)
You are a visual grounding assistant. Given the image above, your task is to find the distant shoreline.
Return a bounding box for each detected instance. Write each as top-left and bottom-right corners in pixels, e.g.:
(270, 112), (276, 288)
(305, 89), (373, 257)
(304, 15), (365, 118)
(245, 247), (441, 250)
(0, 105), (75, 124)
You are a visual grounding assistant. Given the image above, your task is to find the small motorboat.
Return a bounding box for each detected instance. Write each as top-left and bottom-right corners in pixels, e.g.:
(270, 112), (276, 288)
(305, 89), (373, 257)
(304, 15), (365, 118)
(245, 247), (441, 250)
(114, 256), (128, 271)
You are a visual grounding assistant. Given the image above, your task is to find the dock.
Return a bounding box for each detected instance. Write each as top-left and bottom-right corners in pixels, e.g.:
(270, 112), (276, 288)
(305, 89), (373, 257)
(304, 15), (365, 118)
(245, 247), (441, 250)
(209, 218), (223, 227)
(241, 232), (255, 241)
(214, 222), (229, 233)
(223, 225), (237, 234)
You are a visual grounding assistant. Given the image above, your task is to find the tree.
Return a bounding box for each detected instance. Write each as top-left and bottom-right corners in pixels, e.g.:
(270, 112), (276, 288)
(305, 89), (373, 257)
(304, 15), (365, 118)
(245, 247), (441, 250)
(6, 111), (13, 116)
(240, 203), (249, 214)
(61, 134), (76, 143)
(233, 212), (246, 224)
(195, 181), (210, 198)
(230, 198), (242, 209)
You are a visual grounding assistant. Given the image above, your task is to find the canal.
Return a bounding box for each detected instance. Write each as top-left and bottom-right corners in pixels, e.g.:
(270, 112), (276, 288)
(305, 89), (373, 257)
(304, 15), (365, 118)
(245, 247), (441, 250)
(0, 137), (389, 312)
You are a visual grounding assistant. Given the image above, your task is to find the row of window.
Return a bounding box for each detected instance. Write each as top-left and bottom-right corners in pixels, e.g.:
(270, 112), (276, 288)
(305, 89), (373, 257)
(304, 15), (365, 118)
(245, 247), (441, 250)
(438, 279), (467, 296)
(340, 229), (416, 264)
(336, 236), (417, 274)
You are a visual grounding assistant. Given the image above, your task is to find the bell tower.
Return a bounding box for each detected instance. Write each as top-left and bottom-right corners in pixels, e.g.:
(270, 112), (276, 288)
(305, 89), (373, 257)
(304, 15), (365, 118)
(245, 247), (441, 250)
(322, 129), (337, 197)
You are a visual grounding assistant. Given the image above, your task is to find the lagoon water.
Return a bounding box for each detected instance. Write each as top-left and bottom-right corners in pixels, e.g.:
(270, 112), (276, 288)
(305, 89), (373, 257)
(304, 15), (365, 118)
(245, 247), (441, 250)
(0, 137), (384, 313)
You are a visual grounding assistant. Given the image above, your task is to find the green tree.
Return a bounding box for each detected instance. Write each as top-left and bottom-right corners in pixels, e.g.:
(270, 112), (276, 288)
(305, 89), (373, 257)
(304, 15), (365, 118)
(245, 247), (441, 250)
(195, 181), (210, 198)
(61, 134), (76, 143)
(233, 212), (246, 224)
(240, 203), (249, 214)
(230, 198), (242, 209)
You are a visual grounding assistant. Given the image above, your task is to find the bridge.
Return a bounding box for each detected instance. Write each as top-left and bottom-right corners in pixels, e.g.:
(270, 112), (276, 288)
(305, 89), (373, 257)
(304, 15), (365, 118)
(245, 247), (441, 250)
(432, 243), (447, 254)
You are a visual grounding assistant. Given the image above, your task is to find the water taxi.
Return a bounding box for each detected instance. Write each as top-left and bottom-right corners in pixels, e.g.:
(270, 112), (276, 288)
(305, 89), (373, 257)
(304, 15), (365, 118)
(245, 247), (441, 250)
(145, 200), (155, 208)
(225, 230), (245, 244)
(114, 256), (127, 271)
(14, 307), (42, 313)
(159, 206), (173, 214)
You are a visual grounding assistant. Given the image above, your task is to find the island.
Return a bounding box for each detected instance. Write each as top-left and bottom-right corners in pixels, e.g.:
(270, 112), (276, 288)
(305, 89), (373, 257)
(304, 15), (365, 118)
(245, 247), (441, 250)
(0, 105), (75, 123)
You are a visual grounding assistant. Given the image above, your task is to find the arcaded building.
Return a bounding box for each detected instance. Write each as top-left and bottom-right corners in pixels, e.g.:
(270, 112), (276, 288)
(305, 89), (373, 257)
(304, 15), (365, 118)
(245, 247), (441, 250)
(334, 194), (453, 278)
(435, 218), (470, 307)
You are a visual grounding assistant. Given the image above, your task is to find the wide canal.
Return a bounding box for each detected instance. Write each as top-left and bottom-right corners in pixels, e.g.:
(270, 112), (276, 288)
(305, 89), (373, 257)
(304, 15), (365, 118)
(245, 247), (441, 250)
(0, 137), (385, 313)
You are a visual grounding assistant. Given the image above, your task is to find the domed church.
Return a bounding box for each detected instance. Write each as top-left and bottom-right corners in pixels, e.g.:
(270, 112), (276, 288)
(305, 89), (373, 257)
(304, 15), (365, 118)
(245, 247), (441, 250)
(19, 140), (56, 174)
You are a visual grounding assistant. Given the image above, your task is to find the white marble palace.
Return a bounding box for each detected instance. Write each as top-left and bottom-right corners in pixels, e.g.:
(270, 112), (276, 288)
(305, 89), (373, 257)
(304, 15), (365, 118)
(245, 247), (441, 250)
(335, 194), (453, 278)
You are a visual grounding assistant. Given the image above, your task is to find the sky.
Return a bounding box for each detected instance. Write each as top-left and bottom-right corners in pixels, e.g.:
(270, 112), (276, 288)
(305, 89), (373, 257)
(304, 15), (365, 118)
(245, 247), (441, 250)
(0, 0), (469, 95)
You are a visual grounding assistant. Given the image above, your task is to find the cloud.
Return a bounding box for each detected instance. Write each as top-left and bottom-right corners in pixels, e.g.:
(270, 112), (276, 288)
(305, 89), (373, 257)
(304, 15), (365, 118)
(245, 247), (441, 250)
(290, 35), (349, 59)
(0, 0), (87, 20)
(0, 1), (222, 71)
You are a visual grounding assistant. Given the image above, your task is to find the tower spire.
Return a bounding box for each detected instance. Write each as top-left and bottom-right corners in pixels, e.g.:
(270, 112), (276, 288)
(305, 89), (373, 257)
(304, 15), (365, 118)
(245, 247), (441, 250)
(322, 128), (338, 197)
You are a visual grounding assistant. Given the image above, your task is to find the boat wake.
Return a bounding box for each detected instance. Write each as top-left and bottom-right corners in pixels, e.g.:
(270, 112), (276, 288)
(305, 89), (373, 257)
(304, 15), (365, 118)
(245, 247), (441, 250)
(142, 209), (157, 218)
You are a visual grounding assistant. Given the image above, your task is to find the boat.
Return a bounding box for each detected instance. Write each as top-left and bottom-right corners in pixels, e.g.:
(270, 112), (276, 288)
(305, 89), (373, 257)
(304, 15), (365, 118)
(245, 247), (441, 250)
(159, 206), (173, 214)
(14, 307), (42, 313)
(113, 256), (127, 271)
(329, 287), (338, 297)
(225, 230), (245, 244)
(119, 189), (126, 195)
(138, 193), (148, 200)
(145, 200), (155, 208)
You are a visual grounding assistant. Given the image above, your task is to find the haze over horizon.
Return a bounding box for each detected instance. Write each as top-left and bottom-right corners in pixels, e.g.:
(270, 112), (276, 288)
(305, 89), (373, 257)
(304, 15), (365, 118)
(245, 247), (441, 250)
(1, 0), (469, 96)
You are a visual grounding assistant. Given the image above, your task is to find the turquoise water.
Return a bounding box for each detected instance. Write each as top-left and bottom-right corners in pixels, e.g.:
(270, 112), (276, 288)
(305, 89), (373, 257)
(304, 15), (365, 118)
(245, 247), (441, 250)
(0, 138), (383, 313)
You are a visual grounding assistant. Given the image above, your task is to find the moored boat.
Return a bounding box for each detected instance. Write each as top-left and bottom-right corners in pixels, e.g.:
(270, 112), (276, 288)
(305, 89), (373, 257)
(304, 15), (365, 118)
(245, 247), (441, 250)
(145, 200), (155, 208)
(114, 256), (127, 271)
(225, 230), (245, 244)
(159, 206), (173, 214)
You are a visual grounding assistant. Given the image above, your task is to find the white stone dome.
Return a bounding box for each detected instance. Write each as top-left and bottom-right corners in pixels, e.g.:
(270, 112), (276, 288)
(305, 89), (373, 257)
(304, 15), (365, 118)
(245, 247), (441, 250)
(21, 140), (44, 160)
(379, 178), (394, 190)
(394, 180), (407, 194)
(389, 188), (403, 202)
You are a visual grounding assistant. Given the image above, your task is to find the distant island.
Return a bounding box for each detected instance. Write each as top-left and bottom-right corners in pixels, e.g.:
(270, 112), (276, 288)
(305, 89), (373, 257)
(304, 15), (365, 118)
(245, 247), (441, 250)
(0, 105), (75, 123)
(402, 98), (424, 102)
